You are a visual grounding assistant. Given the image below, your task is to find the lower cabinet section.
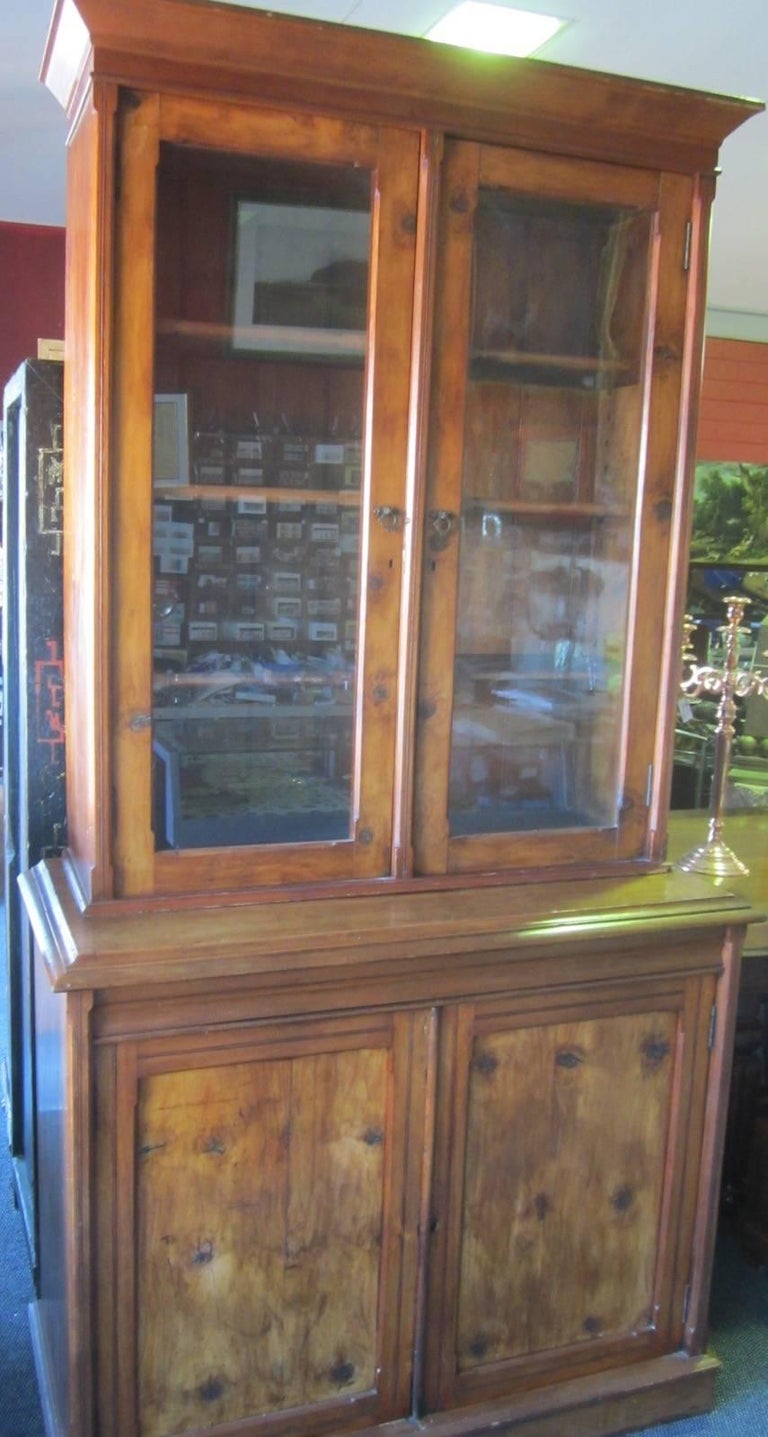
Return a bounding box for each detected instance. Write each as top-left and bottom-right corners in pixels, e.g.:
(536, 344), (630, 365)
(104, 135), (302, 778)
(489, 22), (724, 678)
(24, 871), (744, 1437)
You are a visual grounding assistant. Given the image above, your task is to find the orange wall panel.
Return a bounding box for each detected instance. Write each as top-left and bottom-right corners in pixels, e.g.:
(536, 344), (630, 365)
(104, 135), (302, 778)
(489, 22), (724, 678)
(697, 337), (768, 463)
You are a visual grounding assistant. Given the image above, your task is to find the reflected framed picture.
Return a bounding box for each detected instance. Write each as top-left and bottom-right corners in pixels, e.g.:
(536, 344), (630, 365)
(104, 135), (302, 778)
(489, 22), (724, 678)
(231, 198), (370, 358)
(691, 461), (768, 564)
(153, 393), (189, 486)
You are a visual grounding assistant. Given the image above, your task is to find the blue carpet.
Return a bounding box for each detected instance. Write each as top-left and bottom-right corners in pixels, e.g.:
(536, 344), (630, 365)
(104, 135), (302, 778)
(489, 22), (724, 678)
(635, 1221), (768, 1436)
(0, 1112), (45, 1436)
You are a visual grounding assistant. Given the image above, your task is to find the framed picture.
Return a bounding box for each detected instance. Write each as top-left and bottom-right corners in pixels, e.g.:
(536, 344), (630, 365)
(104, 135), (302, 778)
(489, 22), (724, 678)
(153, 393), (189, 486)
(231, 198), (370, 358)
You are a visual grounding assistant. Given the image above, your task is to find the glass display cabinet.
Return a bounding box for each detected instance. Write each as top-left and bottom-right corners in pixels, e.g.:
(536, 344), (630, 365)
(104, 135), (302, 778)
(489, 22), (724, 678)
(21, 5), (763, 1437)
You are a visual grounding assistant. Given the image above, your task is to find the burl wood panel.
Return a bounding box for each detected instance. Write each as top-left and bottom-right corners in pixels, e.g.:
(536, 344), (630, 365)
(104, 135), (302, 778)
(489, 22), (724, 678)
(137, 1045), (389, 1435)
(457, 1007), (678, 1368)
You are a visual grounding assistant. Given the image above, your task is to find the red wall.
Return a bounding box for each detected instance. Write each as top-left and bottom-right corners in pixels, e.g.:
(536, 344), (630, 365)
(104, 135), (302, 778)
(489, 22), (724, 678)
(696, 336), (768, 464)
(1, 223), (765, 469)
(0, 221), (65, 393)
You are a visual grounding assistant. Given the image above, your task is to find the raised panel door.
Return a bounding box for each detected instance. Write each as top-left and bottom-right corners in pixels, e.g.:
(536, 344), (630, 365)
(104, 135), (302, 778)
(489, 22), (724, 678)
(97, 1009), (430, 1437)
(424, 973), (714, 1413)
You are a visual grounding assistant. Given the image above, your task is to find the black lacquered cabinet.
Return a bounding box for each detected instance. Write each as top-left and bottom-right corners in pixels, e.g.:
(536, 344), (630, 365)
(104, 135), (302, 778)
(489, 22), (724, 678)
(2, 357), (66, 1269)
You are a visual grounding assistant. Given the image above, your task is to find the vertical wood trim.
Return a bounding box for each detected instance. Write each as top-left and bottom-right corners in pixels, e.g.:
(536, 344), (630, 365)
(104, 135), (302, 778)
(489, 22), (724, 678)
(408, 1006), (439, 1415)
(684, 929), (743, 1351)
(618, 172), (695, 855)
(62, 81), (118, 902)
(66, 989), (95, 1437)
(114, 1043), (140, 1436)
(423, 1001), (475, 1412)
(413, 142), (479, 876)
(391, 132), (443, 880)
(647, 975), (704, 1348)
(111, 93), (160, 896)
(650, 173), (717, 858)
(354, 126), (420, 878)
(94, 1044), (118, 1434)
(383, 1009), (436, 1417)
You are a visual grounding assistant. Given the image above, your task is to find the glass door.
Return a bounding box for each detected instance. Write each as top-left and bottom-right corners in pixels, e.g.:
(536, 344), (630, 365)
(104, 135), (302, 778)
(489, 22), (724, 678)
(111, 96), (419, 895)
(414, 141), (684, 875)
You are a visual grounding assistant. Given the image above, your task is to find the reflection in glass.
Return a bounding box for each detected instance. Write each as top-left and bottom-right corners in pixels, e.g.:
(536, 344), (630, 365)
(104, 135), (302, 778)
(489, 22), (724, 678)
(672, 565), (768, 813)
(448, 190), (652, 837)
(151, 146), (371, 849)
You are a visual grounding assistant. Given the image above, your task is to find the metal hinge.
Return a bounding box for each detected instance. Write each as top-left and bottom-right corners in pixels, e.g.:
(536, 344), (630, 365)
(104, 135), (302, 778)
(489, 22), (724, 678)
(682, 1282), (691, 1325)
(708, 1003), (718, 1051)
(645, 763), (654, 808)
(683, 220), (693, 272)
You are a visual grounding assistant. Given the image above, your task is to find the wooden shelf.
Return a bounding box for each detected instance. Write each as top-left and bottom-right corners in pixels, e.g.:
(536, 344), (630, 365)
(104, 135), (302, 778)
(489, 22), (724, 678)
(153, 670), (353, 691)
(154, 702), (353, 721)
(463, 497), (628, 522)
(154, 482), (360, 506)
(471, 348), (631, 376)
(156, 315), (366, 360)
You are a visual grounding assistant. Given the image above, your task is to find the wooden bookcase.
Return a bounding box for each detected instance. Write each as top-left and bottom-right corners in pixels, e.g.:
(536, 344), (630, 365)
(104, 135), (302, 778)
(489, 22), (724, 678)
(21, 3), (763, 1435)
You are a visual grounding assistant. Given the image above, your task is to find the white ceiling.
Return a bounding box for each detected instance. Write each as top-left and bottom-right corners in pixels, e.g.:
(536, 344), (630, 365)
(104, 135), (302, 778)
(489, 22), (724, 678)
(3, 0), (767, 322)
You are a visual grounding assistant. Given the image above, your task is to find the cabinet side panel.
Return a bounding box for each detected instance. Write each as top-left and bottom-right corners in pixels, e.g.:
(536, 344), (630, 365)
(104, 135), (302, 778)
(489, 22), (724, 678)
(620, 173), (694, 848)
(136, 1046), (389, 1435)
(62, 86), (116, 900)
(32, 940), (70, 1435)
(32, 951), (93, 1436)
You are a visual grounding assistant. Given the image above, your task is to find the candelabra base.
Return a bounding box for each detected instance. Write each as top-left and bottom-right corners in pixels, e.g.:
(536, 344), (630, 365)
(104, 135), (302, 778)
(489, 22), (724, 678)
(676, 836), (750, 879)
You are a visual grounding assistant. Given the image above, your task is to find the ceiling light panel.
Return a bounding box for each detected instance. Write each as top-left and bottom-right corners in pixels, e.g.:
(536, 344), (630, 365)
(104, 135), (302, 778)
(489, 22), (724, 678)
(427, 2), (566, 56)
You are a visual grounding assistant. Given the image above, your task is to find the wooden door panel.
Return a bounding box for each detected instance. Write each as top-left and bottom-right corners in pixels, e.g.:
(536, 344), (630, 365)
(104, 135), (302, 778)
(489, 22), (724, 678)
(425, 980), (707, 1413)
(137, 1048), (387, 1433)
(105, 1009), (429, 1437)
(457, 1009), (677, 1368)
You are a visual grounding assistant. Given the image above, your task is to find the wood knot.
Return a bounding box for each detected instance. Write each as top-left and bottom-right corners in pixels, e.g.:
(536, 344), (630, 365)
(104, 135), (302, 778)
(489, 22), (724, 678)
(330, 1359), (355, 1386)
(583, 1315), (602, 1336)
(654, 498), (673, 523)
(202, 1136), (226, 1156)
(612, 1184), (635, 1213)
(138, 1141), (166, 1159)
(473, 1050), (499, 1076)
(401, 211), (417, 235)
(468, 1333), (488, 1359)
(642, 1037), (670, 1067)
(192, 1240), (214, 1266)
(198, 1376), (225, 1403)
(555, 1047), (585, 1070)
(449, 190), (470, 214)
(534, 1191), (551, 1221)
(363, 1127), (385, 1146)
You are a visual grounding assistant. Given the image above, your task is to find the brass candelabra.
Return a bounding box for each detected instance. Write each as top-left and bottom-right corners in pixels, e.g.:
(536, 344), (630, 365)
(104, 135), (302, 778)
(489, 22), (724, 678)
(676, 593), (768, 878)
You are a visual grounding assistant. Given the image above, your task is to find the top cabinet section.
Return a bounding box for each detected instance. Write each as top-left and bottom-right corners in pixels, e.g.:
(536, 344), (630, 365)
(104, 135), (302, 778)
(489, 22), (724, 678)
(44, 0), (762, 902)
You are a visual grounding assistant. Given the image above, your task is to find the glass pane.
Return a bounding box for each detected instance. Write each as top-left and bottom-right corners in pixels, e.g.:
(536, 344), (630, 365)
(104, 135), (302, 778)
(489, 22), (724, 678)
(151, 146), (370, 849)
(448, 189), (652, 838)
